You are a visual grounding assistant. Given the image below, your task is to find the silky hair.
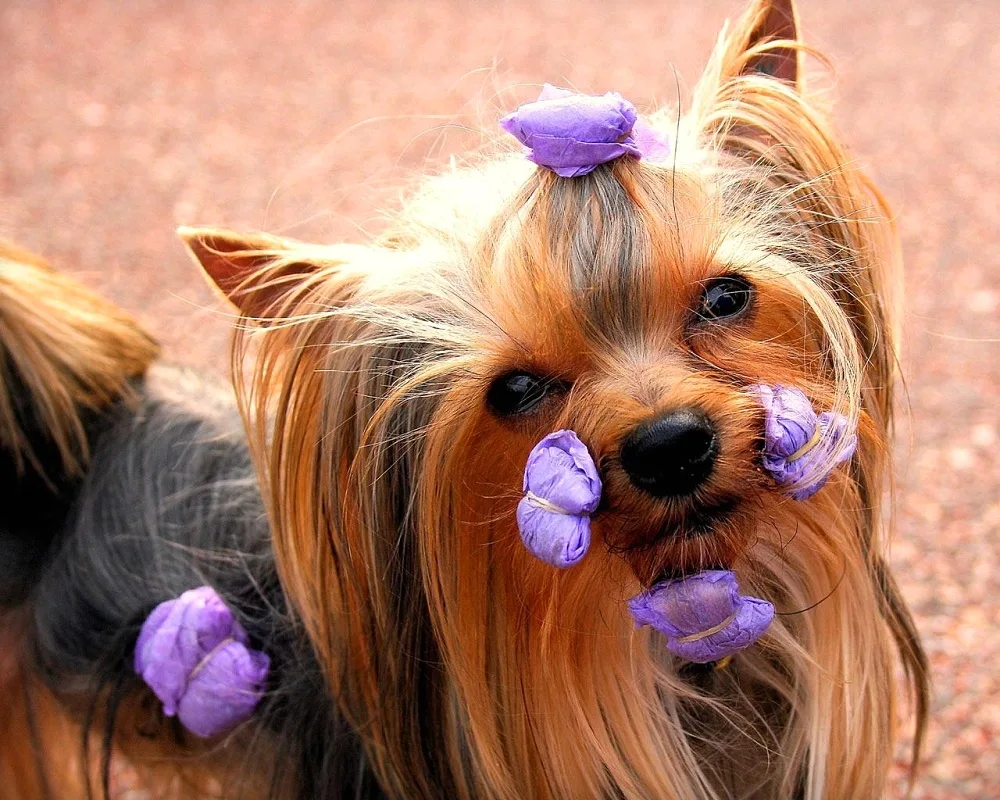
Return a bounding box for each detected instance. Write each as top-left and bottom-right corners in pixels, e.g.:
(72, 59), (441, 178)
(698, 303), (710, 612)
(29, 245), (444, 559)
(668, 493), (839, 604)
(181, 1), (928, 797)
(0, 241), (158, 479)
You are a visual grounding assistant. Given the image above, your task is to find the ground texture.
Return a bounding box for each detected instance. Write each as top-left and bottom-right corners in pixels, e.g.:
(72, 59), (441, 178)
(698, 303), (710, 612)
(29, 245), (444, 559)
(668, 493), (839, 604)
(2, 1), (998, 796)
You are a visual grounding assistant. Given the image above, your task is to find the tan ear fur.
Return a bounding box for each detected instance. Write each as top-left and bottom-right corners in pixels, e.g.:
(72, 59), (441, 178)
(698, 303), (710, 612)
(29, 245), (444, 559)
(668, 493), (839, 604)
(738, 0), (801, 86)
(178, 226), (318, 320)
(690, 0), (804, 126)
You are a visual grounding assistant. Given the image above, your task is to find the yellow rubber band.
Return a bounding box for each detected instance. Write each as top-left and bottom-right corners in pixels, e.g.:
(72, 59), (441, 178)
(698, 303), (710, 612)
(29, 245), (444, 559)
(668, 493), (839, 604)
(525, 491), (571, 516)
(187, 636), (235, 681)
(673, 611), (739, 643)
(788, 426), (823, 462)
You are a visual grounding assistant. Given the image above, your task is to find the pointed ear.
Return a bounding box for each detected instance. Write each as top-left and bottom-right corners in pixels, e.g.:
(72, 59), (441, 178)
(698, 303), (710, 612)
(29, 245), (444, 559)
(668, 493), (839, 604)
(696, 0), (802, 101)
(178, 226), (319, 320)
(736, 0), (801, 86)
(687, 0), (810, 149)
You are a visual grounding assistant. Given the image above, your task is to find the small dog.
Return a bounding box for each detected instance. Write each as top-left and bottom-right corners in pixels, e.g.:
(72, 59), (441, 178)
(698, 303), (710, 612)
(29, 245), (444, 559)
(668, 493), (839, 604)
(2, 0), (928, 798)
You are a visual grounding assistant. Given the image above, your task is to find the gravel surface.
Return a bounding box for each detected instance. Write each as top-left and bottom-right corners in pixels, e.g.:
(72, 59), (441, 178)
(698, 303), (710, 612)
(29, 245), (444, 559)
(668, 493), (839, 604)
(2, 1), (998, 796)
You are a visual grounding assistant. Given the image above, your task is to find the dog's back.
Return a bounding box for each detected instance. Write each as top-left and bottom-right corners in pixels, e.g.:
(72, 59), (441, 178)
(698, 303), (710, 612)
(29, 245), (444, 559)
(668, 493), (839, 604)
(0, 244), (373, 799)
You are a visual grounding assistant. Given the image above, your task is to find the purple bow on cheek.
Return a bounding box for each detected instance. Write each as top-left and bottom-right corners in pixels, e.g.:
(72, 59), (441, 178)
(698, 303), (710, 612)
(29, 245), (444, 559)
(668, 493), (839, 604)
(628, 570), (774, 663)
(134, 586), (270, 738)
(516, 430), (602, 568)
(752, 384), (858, 501)
(500, 84), (671, 178)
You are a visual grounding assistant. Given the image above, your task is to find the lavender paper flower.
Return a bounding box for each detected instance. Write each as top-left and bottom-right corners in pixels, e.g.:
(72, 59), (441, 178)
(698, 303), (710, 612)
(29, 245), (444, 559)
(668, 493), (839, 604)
(752, 384), (858, 501)
(500, 84), (671, 177)
(628, 570), (774, 663)
(134, 586), (270, 738)
(516, 429), (602, 568)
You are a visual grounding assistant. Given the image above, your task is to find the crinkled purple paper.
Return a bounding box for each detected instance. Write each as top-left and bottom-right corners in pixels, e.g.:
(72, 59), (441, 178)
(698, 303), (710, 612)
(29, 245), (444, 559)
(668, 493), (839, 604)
(752, 384), (858, 501)
(499, 84), (670, 177)
(134, 586), (270, 738)
(516, 429), (602, 568)
(628, 570), (774, 663)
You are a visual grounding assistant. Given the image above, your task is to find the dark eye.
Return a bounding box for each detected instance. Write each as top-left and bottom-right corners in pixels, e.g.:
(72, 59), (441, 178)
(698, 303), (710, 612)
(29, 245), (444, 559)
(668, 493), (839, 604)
(697, 276), (753, 321)
(487, 371), (559, 417)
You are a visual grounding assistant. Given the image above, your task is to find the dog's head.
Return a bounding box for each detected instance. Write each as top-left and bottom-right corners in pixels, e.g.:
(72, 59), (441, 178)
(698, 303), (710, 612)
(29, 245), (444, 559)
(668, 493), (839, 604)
(184, 1), (925, 796)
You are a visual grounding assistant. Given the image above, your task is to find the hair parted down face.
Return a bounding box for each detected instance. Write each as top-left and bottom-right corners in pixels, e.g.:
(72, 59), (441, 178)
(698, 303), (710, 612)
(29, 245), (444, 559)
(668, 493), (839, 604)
(187, 1), (927, 797)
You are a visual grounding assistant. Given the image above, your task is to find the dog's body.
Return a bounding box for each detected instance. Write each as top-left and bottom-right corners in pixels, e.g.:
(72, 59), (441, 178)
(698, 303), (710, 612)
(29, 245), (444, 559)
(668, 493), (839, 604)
(0, 245), (378, 798)
(1, 1), (927, 797)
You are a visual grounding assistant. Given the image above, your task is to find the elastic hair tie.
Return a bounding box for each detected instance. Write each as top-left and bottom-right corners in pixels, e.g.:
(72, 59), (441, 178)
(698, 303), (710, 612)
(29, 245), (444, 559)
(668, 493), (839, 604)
(500, 84), (671, 178)
(786, 425), (823, 462)
(134, 586), (270, 738)
(523, 490), (573, 516)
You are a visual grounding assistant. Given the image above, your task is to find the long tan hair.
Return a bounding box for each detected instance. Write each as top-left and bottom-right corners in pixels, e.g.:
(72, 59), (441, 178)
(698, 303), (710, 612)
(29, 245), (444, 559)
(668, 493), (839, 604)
(0, 242), (159, 799)
(0, 241), (158, 479)
(188, 1), (927, 796)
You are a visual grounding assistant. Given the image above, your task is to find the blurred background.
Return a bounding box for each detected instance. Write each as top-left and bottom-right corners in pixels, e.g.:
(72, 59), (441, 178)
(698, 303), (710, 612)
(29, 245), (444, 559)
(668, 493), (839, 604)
(2, 1), (997, 796)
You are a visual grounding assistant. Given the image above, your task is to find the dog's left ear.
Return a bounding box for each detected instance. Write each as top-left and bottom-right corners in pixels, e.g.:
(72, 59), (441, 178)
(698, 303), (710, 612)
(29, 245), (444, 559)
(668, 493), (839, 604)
(691, 0), (803, 116)
(733, 0), (801, 87)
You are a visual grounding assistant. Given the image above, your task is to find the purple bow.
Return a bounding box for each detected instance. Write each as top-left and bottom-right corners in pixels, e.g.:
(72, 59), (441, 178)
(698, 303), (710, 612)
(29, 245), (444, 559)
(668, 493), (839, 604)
(499, 84), (671, 177)
(752, 384), (858, 501)
(628, 570), (774, 663)
(516, 430), (602, 568)
(134, 586), (270, 738)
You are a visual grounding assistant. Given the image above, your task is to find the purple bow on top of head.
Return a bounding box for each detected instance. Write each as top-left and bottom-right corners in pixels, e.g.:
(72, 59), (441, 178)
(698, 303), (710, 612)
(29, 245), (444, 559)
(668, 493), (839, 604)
(752, 384), (858, 501)
(516, 430), (602, 568)
(134, 586), (270, 738)
(500, 84), (671, 177)
(628, 570), (774, 664)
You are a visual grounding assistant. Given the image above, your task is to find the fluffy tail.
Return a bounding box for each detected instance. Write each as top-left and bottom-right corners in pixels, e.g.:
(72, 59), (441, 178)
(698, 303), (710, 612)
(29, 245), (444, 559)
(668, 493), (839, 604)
(0, 242), (158, 797)
(0, 241), (159, 479)
(0, 240), (158, 608)
(1, 243), (372, 799)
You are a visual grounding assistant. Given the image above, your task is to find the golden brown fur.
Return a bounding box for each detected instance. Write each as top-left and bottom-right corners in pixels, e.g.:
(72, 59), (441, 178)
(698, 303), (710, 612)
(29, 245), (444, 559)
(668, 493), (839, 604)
(180, 1), (928, 797)
(0, 247), (247, 799)
(2, 0), (928, 797)
(0, 240), (159, 478)
(0, 243), (155, 797)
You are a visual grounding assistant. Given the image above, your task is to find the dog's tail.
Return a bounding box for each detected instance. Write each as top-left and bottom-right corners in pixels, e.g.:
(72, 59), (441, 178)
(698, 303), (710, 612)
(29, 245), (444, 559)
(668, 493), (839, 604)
(0, 242), (158, 798)
(1, 242), (368, 799)
(0, 241), (158, 608)
(0, 240), (158, 481)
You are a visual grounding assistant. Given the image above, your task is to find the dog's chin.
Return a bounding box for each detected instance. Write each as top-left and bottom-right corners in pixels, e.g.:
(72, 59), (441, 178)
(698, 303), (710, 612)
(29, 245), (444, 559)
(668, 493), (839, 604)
(609, 496), (753, 587)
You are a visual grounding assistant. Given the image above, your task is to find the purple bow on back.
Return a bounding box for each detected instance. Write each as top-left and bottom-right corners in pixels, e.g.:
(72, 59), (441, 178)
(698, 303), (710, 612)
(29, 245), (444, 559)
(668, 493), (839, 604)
(500, 84), (671, 177)
(135, 586), (270, 738)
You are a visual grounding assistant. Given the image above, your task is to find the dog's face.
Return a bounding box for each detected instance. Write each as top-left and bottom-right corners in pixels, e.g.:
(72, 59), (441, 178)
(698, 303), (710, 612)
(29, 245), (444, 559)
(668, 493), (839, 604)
(185, 1), (924, 797)
(460, 161), (859, 589)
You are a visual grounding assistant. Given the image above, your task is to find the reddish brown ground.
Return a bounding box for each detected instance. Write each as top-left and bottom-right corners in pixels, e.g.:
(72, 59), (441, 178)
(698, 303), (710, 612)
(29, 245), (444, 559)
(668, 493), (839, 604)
(2, 1), (998, 796)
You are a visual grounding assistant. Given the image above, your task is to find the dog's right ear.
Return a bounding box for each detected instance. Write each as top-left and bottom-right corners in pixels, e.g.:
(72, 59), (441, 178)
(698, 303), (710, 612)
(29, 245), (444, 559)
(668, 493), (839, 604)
(179, 226), (324, 321)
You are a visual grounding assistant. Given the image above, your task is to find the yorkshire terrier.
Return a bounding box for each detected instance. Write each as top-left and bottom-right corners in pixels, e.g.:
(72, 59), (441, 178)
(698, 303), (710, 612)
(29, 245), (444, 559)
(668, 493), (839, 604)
(2, 0), (928, 798)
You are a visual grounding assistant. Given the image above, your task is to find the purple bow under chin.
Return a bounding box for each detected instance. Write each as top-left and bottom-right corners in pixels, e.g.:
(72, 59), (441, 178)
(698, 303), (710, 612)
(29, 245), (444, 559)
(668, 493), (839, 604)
(629, 570), (774, 663)
(752, 384), (858, 501)
(517, 430), (602, 568)
(134, 586), (270, 738)
(500, 84), (671, 177)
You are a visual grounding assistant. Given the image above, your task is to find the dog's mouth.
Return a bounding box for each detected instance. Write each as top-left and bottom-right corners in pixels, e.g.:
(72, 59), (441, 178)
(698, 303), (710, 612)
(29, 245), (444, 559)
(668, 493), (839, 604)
(648, 561), (729, 586)
(603, 495), (749, 587)
(613, 495), (741, 548)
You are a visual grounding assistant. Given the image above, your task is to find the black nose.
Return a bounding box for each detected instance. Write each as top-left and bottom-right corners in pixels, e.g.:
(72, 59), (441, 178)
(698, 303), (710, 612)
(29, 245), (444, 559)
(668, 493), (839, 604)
(620, 409), (718, 497)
